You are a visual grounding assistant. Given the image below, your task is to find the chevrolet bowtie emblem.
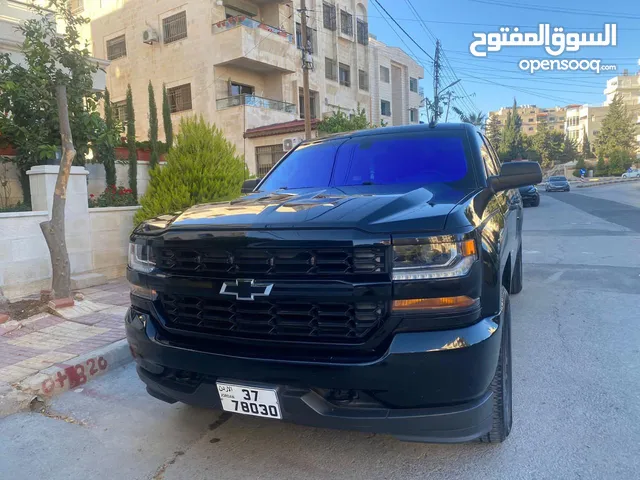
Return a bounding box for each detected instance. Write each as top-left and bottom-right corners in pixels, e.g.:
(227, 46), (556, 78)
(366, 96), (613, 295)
(219, 279), (273, 301)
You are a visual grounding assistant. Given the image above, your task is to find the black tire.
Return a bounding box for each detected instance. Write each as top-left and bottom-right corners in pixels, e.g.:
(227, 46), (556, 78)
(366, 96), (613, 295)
(479, 287), (513, 443)
(532, 196), (540, 207)
(510, 246), (523, 294)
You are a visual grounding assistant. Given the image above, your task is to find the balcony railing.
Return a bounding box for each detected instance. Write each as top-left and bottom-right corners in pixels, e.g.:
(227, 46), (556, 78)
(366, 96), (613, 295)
(216, 94), (296, 114)
(212, 15), (293, 43)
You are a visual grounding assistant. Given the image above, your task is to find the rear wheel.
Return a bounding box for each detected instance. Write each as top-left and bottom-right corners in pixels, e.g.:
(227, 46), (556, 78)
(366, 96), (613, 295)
(479, 287), (513, 443)
(510, 247), (523, 294)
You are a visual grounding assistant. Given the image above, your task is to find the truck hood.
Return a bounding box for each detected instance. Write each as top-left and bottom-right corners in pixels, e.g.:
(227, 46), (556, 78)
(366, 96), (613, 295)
(167, 185), (472, 233)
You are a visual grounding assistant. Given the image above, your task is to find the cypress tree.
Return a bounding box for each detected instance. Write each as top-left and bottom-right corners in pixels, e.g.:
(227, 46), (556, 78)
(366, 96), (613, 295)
(102, 87), (117, 187)
(126, 84), (137, 198)
(148, 81), (159, 169)
(162, 84), (173, 150)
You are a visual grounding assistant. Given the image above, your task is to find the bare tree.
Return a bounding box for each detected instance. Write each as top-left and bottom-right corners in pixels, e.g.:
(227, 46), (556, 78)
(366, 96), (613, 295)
(39, 86), (76, 299)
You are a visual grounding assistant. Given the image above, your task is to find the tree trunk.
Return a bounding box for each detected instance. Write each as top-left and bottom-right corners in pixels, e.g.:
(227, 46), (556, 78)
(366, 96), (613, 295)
(39, 85), (76, 299)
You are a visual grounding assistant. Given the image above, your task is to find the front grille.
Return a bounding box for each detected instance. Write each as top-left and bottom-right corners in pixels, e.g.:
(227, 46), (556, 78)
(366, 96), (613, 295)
(156, 246), (387, 277)
(159, 294), (387, 342)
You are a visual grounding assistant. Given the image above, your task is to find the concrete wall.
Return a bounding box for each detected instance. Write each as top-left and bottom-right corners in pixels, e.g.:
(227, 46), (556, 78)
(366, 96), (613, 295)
(85, 161), (154, 197)
(0, 165), (139, 300)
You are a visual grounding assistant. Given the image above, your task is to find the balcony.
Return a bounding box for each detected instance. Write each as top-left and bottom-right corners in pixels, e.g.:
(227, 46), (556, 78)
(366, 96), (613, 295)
(212, 16), (296, 73)
(216, 94), (296, 114)
(216, 94), (297, 133)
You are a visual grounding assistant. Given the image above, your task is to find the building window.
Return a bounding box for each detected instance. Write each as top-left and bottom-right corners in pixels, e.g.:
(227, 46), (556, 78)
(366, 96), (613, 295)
(106, 35), (126, 60)
(256, 145), (286, 177)
(528, 117), (534, 122)
(230, 82), (254, 96)
(381, 100), (391, 117)
(296, 23), (316, 53)
(325, 58), (337, 81)
(323, 2), (337, 31)
(358, 69), (369, 91)
(112, 100), (127, 123)
(410, 108), (418, 123)
(70, 0), (84, 13)
(592, 130), (599, 136)
(409, 77), (418, 93)
(339, 63), (350, 87)
(340, 10), (353, 36)
(528, 127), (534, 131)
(163, 11), (187, 44)
(380, 66), (390, 83)
(356, 19), (368, 45)
(167, 83), (192, 113)
(299, 88), (318, 119)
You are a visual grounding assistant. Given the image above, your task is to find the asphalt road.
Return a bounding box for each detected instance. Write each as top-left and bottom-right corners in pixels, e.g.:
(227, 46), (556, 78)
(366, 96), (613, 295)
(2, 184), (639, 480)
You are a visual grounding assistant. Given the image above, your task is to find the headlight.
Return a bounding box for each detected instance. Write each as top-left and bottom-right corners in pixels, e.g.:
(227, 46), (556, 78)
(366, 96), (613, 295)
(128, 243), (155, 273)
(393, 237), (477, 281)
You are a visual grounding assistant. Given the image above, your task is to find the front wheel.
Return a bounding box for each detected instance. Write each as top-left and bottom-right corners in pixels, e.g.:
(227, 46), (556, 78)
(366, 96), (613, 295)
(622, 174), (627, 178)
(533, 196), (540, 207)
(479, 287), (513, 443)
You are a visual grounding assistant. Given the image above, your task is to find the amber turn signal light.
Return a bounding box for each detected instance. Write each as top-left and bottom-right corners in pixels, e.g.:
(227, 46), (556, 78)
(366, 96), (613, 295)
(392, 296), (477, 311)
(460, 239), (477, 257)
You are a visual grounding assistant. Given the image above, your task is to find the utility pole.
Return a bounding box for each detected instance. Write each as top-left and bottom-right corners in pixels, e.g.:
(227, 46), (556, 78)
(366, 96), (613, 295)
(433, 40), (441, 123)
(300, 0), (312, 140)
(445, 91), (453, 122)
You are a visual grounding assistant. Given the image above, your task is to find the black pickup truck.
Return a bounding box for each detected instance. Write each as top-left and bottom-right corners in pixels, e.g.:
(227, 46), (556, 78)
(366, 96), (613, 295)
(125, 123), (541, 443)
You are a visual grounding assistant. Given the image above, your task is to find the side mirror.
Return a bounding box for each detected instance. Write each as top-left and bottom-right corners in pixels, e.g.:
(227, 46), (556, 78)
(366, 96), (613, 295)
(241, 178), (262, 194)
(488, 161), (542, 193)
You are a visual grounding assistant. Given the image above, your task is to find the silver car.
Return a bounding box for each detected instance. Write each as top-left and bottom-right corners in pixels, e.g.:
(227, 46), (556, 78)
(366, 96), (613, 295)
(621, 169), (640, 178)
(545, 176), (571, 192)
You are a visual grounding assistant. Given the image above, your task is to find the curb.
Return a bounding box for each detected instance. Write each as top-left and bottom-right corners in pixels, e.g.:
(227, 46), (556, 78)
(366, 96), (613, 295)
(0, 339), (132, 418)
(575, 177), (640, 188)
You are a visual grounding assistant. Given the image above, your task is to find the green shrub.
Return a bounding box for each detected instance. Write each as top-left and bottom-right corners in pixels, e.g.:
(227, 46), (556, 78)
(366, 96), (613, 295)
(89, 186), (137, 208)
(608, 148), (634, 176)
(595, 156), (607, 176)
(134, 116), (245, 225)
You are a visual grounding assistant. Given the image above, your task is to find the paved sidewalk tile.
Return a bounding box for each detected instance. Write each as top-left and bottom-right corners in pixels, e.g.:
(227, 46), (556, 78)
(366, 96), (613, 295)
(1, 277), (130, 386)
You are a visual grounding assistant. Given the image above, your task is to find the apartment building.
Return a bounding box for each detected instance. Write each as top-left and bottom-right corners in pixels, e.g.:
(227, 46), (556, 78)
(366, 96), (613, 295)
(564, 105), (608, 154)
(369, 35), (424, 127)
(489, 105), (566, 136)
(0, 0), (107, 90)
(78, 0), (371, 175)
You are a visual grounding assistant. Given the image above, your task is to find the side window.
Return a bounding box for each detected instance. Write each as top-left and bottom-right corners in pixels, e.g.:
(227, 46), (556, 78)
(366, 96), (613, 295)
(479, 134), (499, 177)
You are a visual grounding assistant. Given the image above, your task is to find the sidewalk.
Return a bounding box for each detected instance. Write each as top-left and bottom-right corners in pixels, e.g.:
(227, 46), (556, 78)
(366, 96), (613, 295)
(0, 279), (132, 413)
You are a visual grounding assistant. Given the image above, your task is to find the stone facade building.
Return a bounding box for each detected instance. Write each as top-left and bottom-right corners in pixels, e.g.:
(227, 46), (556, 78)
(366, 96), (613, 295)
(78, 0), (376, 175)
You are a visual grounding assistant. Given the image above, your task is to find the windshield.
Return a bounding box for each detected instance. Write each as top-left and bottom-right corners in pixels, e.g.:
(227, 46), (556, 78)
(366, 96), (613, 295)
(550, 176), (567, 181)
(259, 131), (475, 192)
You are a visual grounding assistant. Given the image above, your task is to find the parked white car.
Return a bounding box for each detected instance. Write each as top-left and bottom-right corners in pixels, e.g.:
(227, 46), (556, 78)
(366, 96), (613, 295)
(621, 169), (640, 178)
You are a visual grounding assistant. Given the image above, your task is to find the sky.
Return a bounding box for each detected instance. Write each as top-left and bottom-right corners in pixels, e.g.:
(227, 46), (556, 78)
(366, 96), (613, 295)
(367, 0), (640, 118)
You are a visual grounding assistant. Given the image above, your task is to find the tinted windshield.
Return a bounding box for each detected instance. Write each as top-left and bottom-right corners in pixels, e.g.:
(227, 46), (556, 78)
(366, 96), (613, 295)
(259, 131), (475, 191)
(550, 176), (567, 181)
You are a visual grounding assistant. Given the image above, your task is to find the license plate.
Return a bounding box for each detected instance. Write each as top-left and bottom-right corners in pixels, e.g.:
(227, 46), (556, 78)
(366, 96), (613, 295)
(216, 382), (282, 419)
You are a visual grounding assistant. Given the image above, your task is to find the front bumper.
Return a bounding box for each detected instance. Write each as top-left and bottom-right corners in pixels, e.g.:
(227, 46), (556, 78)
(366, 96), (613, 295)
(126, 307), (502, 442)
(546, 184), (570, 191)
(521, 192), (539, 204)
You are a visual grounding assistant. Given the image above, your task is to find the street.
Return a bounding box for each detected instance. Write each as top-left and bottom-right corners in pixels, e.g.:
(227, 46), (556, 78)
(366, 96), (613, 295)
(1, 183), (639, 480)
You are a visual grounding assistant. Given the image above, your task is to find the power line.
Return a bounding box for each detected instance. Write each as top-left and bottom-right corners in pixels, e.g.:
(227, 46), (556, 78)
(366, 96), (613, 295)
(370, 0), (434, 62)
(469, 0), (640, 20)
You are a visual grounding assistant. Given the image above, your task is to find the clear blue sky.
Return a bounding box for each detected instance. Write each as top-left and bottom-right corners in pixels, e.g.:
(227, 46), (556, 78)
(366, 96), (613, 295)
(367, 0), (640, 117)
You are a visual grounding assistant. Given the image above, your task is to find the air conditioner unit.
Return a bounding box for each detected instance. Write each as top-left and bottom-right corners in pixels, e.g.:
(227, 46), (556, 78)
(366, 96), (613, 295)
(283, 137), (303, 152)
(142, 28), (159, 44)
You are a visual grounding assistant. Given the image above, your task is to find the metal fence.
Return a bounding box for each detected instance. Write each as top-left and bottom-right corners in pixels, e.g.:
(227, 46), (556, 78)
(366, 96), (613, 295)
(256, 145), (286, 177)
(216, 94), (296, 113)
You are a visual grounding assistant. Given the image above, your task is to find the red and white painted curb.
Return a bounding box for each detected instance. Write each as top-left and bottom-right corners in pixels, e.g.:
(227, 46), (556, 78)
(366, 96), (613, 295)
(0, 340), (132, 417)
